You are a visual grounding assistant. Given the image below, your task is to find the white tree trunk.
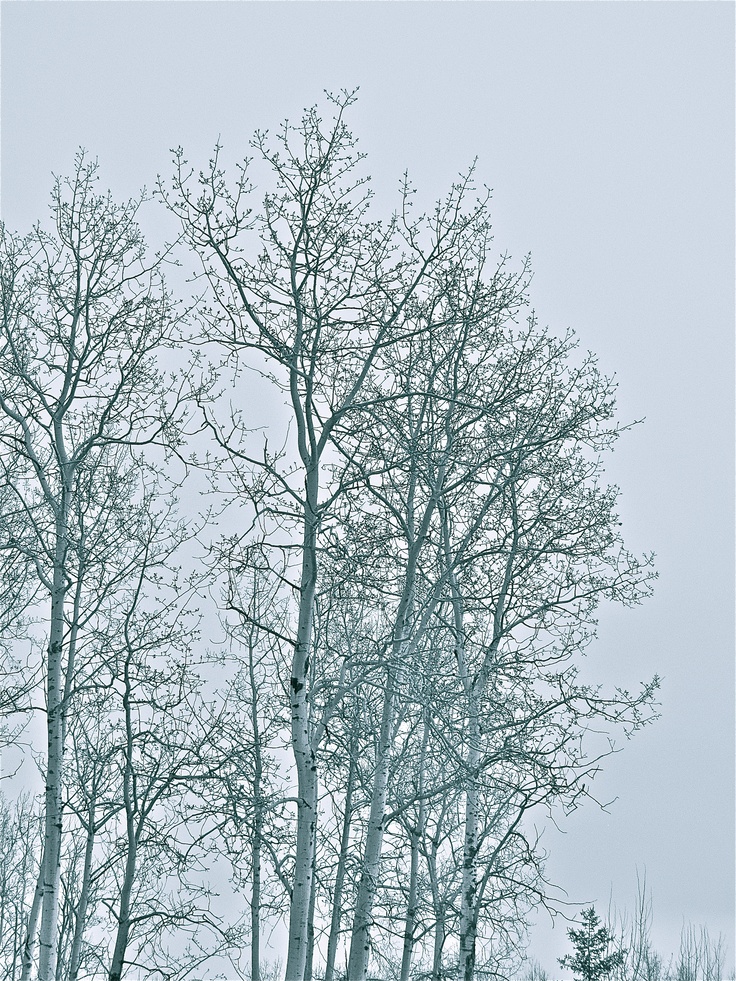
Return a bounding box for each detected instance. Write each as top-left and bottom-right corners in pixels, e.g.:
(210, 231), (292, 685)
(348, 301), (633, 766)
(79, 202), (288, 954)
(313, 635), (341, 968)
(399, 819), (421, 981)
(37, 539), (68, 981)
(109, 649), (141, 981)
(20, 860), (43, 981)
(346, 676), (395, 981)
(399, 720), (428, 981)
(249, 637), (264, 981)
(459, 706), (481, 981)
(108, 833), (138, 981)
(346, 494), (433, 981)
(324, 749), (356, 981)
(432, 909), (446, 981)
(68, 802), (96, 981)
(285, 479), (320, 981)
(304, 837), (318, 981)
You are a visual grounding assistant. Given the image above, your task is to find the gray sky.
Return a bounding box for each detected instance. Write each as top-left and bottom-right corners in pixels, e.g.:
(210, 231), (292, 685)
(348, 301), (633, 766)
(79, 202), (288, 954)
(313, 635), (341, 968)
(2, 0), (734, 972)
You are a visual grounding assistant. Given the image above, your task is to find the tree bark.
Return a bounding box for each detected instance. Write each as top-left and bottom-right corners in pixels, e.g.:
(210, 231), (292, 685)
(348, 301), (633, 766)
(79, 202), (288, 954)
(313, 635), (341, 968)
(324, 749), (356, 981)
(346, 488), (433, 981)
(304, 837), (318, 981)
(399, 719), (429, 981)
(107, 813), (137, 981)
(459, 705), (481, 981)
(432, 909), (446, 981)
(285, 468), (320, 981)
(68, 801), (97, 981)
(425, 827), (445, 981)
(108, 652), (139, 981)
(249, 636), (264, 981)
(346, 675), (395, 981)
(38, 528), (69, 981)
(20, 859), (44, 981)
(442, 501), (501, 981)
(399, 820), (421, 981)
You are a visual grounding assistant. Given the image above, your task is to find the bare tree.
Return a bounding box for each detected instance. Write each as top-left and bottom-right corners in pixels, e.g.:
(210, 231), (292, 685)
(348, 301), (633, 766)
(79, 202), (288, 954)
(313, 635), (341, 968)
(435, 357), (658, 981)
(0, 100), (664, 981)
(0, 794), (42, 979)
(161, 89), (526, 981)
(0, 152), (186, 981)
(160, 92), (661, 981)
(214, 542), (295, 981)
(52, 537), (245, 981)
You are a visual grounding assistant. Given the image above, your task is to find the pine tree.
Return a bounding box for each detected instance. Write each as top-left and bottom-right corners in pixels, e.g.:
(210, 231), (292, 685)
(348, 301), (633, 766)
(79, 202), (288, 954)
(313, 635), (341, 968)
(559, 907), (626, 981)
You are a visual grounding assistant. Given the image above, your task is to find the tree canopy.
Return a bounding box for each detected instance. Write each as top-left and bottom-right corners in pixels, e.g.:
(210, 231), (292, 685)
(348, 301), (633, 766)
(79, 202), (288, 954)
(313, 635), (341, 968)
(0, 96), (658, 981)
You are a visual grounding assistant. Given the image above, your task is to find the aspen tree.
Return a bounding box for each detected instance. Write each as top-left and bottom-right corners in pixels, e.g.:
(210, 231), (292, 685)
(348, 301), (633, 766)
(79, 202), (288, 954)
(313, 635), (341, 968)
(163, 91), (507, 981)
(0, 153), (184, 981)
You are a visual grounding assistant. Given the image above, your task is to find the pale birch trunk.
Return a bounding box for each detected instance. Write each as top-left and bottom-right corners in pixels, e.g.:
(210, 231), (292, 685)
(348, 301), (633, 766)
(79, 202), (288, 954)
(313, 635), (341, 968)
(284, 466), (320, 981)
(108, 650), (139, 981)
(432, 911), (446, 981)
(441, 500), (511, 981)
(62, 580), (89, 981)
(38, 525), (69, 981)
(304, 841), (318, 981)
(324, 750), (356, 981)
(68, 801), (96, 981)
(346, 472), (439, 981)
(399, 720), (428, 981)
(251, 807), (263, 981)
(346, 675), (395, 981)
(458, 706), (481, 981)
(455, 611), (485, 981)
(441, 503), (479, 981)
(108, 830), (137, 981)
(249, 637), (264, 981)
(399, 819), (421, 981)
(20, 862), (43, 981)
(426, 830), (445, 981)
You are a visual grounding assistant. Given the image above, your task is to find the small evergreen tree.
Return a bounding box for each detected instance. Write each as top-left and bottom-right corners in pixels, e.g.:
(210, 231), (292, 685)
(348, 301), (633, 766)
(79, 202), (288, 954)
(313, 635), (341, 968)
(559, 907), (626, 981)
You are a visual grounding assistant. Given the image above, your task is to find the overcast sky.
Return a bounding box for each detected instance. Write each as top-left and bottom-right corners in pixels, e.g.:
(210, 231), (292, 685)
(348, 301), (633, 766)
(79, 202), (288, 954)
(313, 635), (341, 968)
(2, 1), (734, 973)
